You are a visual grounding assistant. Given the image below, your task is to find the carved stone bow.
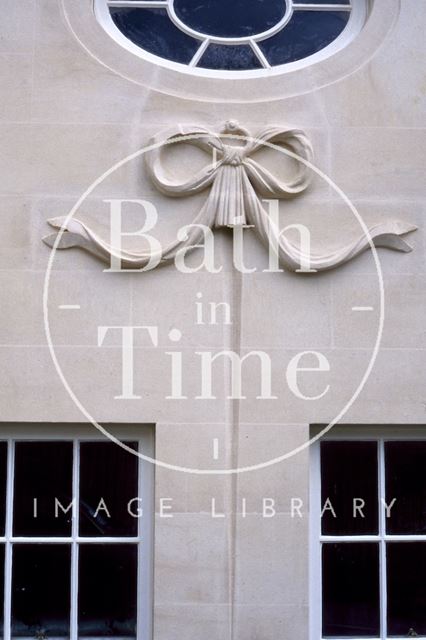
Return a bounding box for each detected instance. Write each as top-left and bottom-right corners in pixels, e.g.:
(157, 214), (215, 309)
(43, 120), (416, 271)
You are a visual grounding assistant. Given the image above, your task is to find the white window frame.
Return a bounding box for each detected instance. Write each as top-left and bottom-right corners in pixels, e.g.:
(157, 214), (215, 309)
(94, 0), (369, 78)
(0, 423), (155, 640)
(310, 426), (426, 640)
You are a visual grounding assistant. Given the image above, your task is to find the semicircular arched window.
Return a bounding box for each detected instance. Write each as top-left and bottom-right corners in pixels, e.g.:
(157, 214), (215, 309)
(95, 0), (369, 75)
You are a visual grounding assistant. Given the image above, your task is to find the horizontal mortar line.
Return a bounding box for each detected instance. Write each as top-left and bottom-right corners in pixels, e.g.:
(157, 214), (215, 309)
(240, 346), (335, 351)
(27, 119), (172, 126)
(314, 347), (426, 353)
(155, 424), (307, 427)
(0, 270), (423, 277)
(58, 304), (81, 310)
(0, 344), (244, 349)
(323, 196), (426, 202)
(0, 269), (132, 272)
(331, 273), (424, 278)
(0, 53), (33, 58)
(351, 306), (374, 311)
(235, 347), (426, 354)
(326, 125), (426, 130)
(0, 193), (162, 199)
(0, 121), (161, 126)
(153, 603), (244, 608)
(3, 123), (426, 130)
(1, 198), (425, 211)
(153, 604), (309, 609)
(0, 345), (425, 351)
(0, 270), (139, 276)
(152, 420), (425, 428)
(1, 193), (425, 202)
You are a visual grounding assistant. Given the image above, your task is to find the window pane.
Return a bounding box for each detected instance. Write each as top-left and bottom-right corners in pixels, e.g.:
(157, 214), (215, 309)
(78, 544), (137, 637)
(259, 11), (350, 66)
(14, 442), (73, 536)
(322, 543), (380, 638)
(198, 44), (262, 70)
(387, 543), (426, 637)
(110, 9), (200, 64)
(79, 441), (139, 537)
(321, 441), (378, 535)
(12, 544), (71, 638)
(174, 0), (286, 38)
(385, 441), (426, 534)
(0, 442), (7, 536)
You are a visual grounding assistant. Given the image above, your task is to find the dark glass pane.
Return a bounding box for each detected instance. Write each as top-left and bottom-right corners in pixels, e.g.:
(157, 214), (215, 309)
(0, 545), (4, 636)
(198, 44), (262, 70)
(0, 443), (7, 536)
(110, 8), (200, 64)
(322, 543), (380, 638)
(12, 544), (71, 638)
(14, 442), (73, 537)
(321, 442), (378, 536)
(388, 543), (426, 637)
(385, 441), (426, 534)
(79, 441), (139, 537)
(259, 11), (350, 66)
(174, 0), (286, 38)
(78, 545), (137, 637)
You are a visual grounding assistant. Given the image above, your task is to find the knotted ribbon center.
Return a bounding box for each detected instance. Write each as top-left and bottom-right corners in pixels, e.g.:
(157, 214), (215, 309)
(221, 146), (245, 166)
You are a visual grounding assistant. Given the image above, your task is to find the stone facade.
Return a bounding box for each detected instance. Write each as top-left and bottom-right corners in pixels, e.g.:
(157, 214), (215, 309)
(1, 1), (425, 638)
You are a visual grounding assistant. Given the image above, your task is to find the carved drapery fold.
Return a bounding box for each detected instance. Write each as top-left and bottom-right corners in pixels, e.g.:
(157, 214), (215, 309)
(43, 121), (416, 271)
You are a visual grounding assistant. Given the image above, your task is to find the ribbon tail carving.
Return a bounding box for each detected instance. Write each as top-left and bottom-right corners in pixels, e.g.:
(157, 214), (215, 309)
(246, 193), (417, 272)
(43, 196), (219, 269)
